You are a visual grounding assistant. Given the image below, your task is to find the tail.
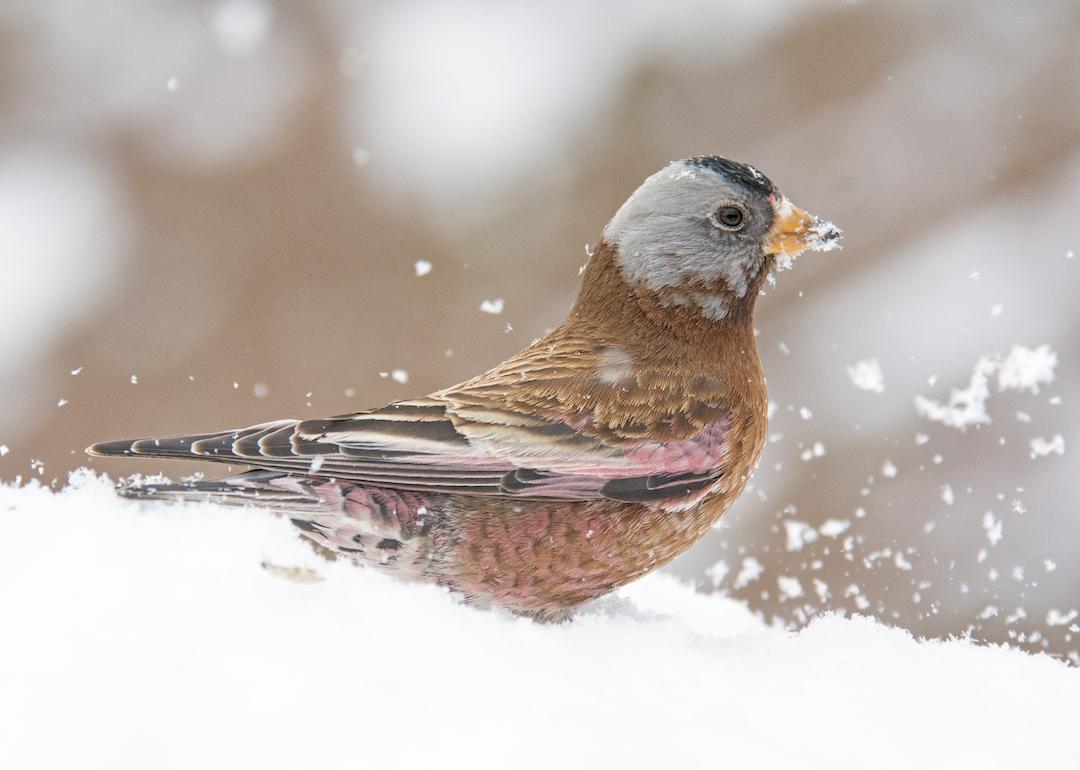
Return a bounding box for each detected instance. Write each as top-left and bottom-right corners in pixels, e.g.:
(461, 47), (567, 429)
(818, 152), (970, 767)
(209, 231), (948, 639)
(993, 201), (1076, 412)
(86, 420), (299, 467)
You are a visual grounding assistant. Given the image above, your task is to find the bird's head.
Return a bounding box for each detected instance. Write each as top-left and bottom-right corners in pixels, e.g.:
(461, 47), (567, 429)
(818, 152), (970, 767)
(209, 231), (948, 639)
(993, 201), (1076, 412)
(601, 156), (841, 321)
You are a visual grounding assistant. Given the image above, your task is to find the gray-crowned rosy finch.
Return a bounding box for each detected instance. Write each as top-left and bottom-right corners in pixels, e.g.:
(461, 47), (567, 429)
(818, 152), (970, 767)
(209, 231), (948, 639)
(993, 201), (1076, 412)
(90, 156), (841, 621)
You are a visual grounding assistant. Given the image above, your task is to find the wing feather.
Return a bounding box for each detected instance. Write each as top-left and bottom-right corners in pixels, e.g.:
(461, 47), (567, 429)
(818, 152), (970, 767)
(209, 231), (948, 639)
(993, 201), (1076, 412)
(89, 340), (730, 503)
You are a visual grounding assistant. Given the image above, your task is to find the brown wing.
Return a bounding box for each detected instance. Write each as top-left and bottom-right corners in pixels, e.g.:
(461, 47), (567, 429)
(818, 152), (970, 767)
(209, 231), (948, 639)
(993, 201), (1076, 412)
(89, 336), (730, 503)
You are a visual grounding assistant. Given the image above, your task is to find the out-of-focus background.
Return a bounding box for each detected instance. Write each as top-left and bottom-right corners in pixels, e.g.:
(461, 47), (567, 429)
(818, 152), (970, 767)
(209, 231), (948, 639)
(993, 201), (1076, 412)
(1, 0), (1076, 660)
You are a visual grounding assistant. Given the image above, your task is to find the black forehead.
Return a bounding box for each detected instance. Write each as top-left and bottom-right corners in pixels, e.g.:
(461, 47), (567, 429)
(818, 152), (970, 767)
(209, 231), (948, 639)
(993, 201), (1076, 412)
(686, 156), (776, 197)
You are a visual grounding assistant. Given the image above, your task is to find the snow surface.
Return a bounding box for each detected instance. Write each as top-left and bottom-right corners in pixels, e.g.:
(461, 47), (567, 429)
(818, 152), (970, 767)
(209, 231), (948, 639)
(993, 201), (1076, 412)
(2, 473), (1078, 770)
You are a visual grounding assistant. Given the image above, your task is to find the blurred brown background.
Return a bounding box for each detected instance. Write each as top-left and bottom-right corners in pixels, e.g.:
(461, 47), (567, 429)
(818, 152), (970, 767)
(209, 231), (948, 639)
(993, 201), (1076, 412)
(1, 0), (1077, 660)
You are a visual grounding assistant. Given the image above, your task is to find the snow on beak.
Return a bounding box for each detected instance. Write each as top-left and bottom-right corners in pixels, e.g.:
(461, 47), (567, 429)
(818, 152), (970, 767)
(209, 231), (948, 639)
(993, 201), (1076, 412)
(763, 194), (842, 267)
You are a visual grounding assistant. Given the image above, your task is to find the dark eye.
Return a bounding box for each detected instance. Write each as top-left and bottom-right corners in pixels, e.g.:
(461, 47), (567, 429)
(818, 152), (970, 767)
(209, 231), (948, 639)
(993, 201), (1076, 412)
(712, 206), (745, 230)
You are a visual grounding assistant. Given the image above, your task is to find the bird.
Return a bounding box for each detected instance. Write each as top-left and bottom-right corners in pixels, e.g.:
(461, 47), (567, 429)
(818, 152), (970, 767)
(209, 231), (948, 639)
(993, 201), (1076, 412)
(89, 156), (841, 621)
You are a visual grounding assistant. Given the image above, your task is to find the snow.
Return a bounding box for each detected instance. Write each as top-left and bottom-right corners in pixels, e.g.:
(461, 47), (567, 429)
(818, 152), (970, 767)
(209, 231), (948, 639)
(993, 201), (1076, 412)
(1030, 434), (1065, 459)
(777, 575), (805, 600)
(783, 519), (818, 551)
(997, 344), (1057, 394)
(1047, 610), (1079, 627)
(3, 475), (1078, 770)
(847, 358), (885, 393)
(734, 556), (764, 589)
(479, 297), (505, 314)
(819, 518), (851, 538)
(983, 511), (1003, 546)
(915, 344), (1058, 429)
(414, 259), (433, 276)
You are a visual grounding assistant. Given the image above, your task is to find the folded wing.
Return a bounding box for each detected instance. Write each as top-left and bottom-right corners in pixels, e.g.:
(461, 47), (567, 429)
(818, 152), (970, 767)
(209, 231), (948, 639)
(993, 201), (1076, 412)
(89, 342), (729, 504)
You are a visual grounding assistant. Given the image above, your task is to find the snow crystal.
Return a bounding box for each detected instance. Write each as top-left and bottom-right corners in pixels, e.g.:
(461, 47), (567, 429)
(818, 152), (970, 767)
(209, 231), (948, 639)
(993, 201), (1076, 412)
(414, 260), (433, 276)
(733, 556), (764, 589)
(998, 345), (1057, 394)
(915, 344), (1057, 429)
(1047, 609), (1078, 627)
(783, 520), (818, 552)
(800, 442), (826, 462)
(805, 217), (843, 253)
(479, 298), (505, 314)
(1005, 607), (1026, 625)
(819, 519), (851, 538)
(846, 358), (885, 393)
(914, 356), (996, 429)
(705, 559), (729, 588)
(1029, 434), (1065, 459)
(812, 579), (830, 603)
(777, 575), (804, 600)
(983, 512), (1003, 546)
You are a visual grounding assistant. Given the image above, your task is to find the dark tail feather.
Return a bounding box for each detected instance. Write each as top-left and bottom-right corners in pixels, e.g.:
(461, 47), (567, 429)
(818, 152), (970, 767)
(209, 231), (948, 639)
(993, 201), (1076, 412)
(87, 429), (246, 460)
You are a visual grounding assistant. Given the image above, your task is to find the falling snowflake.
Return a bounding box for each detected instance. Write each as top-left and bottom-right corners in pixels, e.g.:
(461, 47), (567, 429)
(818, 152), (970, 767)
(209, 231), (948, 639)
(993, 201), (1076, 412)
(846, 359), (885, 393)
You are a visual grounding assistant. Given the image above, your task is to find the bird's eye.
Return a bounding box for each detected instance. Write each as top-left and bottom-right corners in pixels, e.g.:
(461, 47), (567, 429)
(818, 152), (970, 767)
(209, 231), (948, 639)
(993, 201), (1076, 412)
(710, 206), (745, 231)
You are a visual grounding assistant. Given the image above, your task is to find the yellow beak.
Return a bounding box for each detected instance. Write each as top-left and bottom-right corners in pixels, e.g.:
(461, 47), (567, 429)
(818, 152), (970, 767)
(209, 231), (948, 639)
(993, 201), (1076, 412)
(763, 195), (842, 258)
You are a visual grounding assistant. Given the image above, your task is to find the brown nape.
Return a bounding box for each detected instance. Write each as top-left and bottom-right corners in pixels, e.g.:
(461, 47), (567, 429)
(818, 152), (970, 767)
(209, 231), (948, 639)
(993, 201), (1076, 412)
(549, 239), (769, 473)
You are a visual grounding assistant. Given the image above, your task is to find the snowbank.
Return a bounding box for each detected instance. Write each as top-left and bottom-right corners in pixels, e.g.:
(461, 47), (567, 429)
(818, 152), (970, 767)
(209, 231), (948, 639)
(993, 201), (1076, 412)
(1, 473), (1076, 770)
